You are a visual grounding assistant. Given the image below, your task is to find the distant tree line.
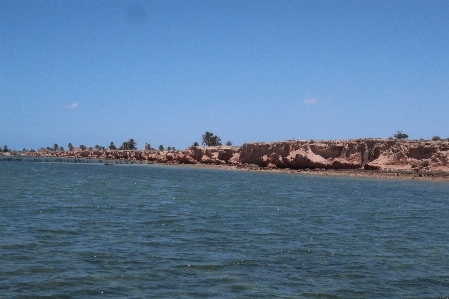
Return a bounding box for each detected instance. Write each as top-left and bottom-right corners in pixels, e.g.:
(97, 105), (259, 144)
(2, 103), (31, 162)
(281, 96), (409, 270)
(7, 132), (449, 155)
(393, 131), (449, 141)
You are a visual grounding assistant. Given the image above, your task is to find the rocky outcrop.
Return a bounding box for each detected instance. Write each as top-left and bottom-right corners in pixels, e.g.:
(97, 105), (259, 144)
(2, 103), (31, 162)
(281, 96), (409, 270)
(23, 139), (449, 171)
(239, 141), (364, 169)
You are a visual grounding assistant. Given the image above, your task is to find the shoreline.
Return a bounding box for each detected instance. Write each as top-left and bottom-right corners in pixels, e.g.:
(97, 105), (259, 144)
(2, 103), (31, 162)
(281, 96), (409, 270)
(4, 137), (449, 182)
(162, 162), (449, 182)
(2, 155), (448, 182)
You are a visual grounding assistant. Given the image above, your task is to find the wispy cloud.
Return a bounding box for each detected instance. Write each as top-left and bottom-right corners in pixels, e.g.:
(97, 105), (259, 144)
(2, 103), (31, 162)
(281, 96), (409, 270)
(65, 102), (79, 110)
(304, 97), (318, 105)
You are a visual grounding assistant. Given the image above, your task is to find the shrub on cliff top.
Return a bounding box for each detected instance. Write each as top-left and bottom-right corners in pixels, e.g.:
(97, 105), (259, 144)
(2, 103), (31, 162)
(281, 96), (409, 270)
(109, 142), (117, 150)
(432, 136), (441, 141)
(394, 131), (408, 140)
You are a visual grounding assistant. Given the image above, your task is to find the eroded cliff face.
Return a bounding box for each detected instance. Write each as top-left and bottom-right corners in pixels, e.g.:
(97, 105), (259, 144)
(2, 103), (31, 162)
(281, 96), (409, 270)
(239, 141), (364, 169)
(239, 139), (449, 170)
(25, 139), (449, 171)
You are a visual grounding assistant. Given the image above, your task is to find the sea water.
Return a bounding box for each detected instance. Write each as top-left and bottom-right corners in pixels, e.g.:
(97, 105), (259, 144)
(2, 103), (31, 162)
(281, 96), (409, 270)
(1, 161), (448, 298)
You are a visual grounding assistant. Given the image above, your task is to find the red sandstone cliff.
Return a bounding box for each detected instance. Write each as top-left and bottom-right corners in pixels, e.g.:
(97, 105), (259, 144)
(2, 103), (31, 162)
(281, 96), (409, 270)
(24, 139), (449, 171)
(238, 139), (449, 171)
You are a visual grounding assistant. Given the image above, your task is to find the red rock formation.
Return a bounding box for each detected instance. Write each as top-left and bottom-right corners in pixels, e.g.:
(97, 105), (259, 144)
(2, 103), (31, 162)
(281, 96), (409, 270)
(22, 139), (449, 171)
(239, 139), (449, 170)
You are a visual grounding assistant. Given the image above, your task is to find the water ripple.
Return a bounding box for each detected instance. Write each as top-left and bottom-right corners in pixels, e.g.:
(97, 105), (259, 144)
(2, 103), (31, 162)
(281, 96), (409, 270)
(1, 162), (449, 298)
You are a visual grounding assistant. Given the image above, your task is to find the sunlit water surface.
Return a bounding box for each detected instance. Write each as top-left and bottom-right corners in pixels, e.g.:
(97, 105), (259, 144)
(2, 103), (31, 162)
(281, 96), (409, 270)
(1, 161), (449, 298)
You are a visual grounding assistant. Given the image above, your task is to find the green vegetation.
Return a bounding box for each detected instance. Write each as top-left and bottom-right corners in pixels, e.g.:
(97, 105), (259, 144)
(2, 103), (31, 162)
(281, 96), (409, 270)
(80, 145), (87, 151)
(119, 138), (137, 150)
(192, 142), (199, 147)
(422, 161), (430, 167)
(53, 143), (59, 151)
(202, 131), (222, 146)
(3, 145), (10, 152)
(394, 131), (408, 140)
(159, 145), (164, 151)
(68, 143), (74, 151)
(225, 141), (233, 146)
(432, 136), (441, 141)
(109, 142), (117, 150)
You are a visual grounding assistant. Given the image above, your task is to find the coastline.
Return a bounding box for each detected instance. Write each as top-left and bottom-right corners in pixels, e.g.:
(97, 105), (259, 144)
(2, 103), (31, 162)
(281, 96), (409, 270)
(2, 155), (448, 182)
(161, 162), (449, 182)
(4, 138), (449, 182)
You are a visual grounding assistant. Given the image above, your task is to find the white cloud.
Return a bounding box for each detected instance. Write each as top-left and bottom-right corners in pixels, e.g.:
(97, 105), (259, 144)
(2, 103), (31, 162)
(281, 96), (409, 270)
(65, 102), (79, 109)
(304, 97), (318, 105)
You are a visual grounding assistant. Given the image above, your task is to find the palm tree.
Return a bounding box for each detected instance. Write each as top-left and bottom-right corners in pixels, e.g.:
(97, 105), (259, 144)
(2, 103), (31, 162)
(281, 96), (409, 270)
(109, 142), (117, 150)
(119, 139), (137, 150)
(68, 143), (74, 151)
(80, 145), (87, 151)
(202, 132), (222, 146)
(128, 138), (137, 150)
(59, 146), (64, 151)
(225, 141), (233, 146)
(94, 145), (101, 150)
(159, 145), (164, 151)
(53, 143), (59, 151)
(202, 132), (214, 146)
(209, 135), (222, 146)
(192, 142), (199, 147)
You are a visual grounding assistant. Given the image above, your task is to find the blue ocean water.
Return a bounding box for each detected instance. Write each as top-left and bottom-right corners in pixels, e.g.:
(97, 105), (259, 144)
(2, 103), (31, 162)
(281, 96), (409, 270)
(1, 161), (449, 298)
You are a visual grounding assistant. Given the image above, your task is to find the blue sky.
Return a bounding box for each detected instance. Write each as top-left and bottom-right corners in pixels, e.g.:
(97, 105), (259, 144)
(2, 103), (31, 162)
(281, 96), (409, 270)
(1, 0), (448, 150)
